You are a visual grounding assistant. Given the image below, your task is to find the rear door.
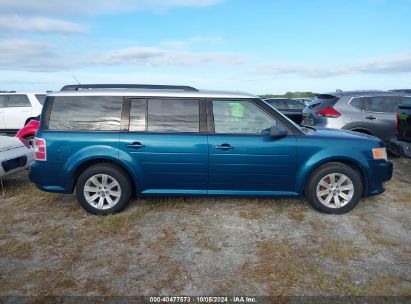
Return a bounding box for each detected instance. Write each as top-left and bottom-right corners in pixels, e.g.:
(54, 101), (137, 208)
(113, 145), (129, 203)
(4, 94), (32, 130)
(361, 96), (400, 143)
(208, 99), (298, 195)
(119, 97), (208, 194)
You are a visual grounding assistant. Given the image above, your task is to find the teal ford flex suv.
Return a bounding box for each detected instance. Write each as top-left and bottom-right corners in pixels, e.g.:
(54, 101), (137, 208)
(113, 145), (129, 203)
(30, 84), (393, 215)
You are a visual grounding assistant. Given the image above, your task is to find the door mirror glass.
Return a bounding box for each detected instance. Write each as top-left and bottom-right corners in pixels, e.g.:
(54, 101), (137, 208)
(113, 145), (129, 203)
(270, 125), (288, 138)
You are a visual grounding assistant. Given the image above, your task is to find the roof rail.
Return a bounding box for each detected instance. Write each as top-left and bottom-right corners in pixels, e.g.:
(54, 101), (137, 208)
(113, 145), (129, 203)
(60, 84), (199, 92)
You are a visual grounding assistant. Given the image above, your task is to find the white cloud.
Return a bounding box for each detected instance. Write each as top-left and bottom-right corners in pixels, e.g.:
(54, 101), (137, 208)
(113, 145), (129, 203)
(91, 46), (244, 67)
(256, 51), (411, 78)
(0, 0), (224, 16)
(0, 38), (244, 72)
(0, 15), (87, 34)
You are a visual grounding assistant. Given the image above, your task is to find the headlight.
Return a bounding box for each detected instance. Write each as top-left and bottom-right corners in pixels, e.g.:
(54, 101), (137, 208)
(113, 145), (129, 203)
(372, 147), (387, 161)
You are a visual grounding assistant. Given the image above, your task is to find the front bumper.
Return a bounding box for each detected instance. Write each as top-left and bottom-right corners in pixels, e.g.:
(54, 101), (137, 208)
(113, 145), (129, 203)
(390, 139), (411, 158)
(366, 160), (393, 196)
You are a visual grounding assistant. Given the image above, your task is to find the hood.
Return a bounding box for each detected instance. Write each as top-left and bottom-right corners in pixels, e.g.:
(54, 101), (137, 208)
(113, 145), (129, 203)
(0, 136), (24, 152)
(309, 127), (383, 144)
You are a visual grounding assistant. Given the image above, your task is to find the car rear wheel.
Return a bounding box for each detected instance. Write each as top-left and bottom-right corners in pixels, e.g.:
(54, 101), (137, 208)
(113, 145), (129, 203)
(305, 162), (362, 214)
(76, 164), (132, 215)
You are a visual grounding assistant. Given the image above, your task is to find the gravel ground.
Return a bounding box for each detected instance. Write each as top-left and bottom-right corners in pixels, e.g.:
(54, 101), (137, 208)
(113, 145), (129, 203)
(0, 157), (410, 297)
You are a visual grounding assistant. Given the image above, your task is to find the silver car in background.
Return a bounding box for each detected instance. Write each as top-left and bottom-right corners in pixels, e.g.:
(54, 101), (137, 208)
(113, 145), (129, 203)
(301, 90), (411, 145)
(0, 136), (34, 178)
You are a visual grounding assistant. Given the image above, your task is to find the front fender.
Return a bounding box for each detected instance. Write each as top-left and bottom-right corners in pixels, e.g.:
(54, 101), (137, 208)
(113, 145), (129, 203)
(295, 148), (369, 196)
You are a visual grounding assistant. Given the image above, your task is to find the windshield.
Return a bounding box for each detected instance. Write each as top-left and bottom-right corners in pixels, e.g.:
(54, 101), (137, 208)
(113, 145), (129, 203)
(265, 98), (306, 110)
(270, 106), (314, 134)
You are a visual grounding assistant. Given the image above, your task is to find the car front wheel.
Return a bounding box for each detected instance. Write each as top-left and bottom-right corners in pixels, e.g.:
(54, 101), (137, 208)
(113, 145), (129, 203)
(305, 162), (363, 214)
(76, 164), (132, 215)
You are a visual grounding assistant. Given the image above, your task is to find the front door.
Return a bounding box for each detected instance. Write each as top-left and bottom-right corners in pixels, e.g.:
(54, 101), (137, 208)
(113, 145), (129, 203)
(119, 97), (208, 194)
(208, 99), (298, 195)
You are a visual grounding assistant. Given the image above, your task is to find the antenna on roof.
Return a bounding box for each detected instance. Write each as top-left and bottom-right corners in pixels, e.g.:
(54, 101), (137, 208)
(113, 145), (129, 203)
(72, 75), (81, 85)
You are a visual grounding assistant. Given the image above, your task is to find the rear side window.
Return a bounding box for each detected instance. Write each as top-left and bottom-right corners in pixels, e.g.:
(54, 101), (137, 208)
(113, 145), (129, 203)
(48, 96), (123, 131)
(35, 94), (46, 105)
(148, 99), (199, 132)
(7, 95), (30, 107)
(363, 97), (398, 113)
(349, 97), (364, 110)
(129, 98), (200, 132)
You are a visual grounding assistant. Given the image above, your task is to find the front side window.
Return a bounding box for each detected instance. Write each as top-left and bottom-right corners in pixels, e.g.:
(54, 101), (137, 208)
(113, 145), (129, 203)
(363, 97), (398, 113)
(212, 100), (276, 134)
(147, 99), (199, 132)
(7, 95), (30, 107)
(48, 96), (123, 131)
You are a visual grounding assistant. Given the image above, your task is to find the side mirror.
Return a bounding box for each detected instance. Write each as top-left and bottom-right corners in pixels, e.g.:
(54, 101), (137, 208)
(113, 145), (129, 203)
(270, 125), (288, 138)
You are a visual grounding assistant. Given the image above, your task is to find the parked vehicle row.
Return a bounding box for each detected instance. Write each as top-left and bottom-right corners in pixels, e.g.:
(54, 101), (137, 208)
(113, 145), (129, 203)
(29, 84), (393, 215)
(301, 90), (411, 146)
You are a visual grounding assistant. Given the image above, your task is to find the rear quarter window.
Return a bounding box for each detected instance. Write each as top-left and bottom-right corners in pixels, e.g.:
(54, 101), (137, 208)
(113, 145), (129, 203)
(48, 96), (123, 131)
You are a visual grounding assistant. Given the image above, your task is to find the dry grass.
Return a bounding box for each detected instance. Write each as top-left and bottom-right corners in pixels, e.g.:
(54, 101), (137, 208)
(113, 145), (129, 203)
(195, 236), (221, 252)
(243, 238), (312, 296)
(313, 239), (361, 264)
(334, 271), (364, 295)
(0, 239), (31, 259)
(363, 227), (400, 247)
(239, 209), (263, 220)
(287, 206), (306, 222)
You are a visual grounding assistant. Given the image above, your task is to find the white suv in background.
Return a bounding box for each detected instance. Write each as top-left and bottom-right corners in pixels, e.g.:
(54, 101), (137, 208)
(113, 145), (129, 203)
(0, 92), (45, 135)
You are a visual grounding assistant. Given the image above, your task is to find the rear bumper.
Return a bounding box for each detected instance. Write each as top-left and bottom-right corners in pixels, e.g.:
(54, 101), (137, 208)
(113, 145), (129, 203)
(390, 139), (411, 158)
(366, 160), (393, 196)
(29, 161), (73, 194)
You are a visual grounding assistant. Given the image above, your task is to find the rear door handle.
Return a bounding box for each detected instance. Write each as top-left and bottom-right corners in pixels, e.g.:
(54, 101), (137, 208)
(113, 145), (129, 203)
(214, 144), (234, 150)
(126, 142), (145, 149)
(366, 116), (376, 120)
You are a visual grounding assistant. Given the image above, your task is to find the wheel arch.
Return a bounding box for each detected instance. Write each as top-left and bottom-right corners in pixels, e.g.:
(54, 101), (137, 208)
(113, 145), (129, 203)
(71, 158), (138, 196)
(302, 158), (368, 197)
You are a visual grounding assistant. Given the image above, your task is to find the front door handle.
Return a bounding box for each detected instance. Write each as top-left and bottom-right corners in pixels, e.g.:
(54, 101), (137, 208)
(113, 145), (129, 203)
(366, 116), (376, 120)
(126, 142), (145, 149)
(214, 143), (234, 151)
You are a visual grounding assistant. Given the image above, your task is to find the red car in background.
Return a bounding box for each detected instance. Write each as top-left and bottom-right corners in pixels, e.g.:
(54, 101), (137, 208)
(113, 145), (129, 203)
(16, 116), (40, 147)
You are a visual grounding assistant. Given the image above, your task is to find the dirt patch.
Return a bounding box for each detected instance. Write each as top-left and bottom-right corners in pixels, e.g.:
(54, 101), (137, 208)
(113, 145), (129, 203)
(0, 158), (410, 296)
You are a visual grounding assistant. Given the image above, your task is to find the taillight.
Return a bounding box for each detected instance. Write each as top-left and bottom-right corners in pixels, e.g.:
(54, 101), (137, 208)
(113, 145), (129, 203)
(316, 107), (341, 118)
(34, 138), (47, 161)
(396, 111), (399, 134)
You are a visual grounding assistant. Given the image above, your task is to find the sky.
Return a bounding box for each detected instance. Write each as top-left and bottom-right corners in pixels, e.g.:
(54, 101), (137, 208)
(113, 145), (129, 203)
(0, 0), (410, 94)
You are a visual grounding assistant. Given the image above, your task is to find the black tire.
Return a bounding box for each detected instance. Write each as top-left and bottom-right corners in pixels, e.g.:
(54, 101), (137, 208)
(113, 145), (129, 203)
(76, 164), (132, 215)
(305, 162), (363, 214)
